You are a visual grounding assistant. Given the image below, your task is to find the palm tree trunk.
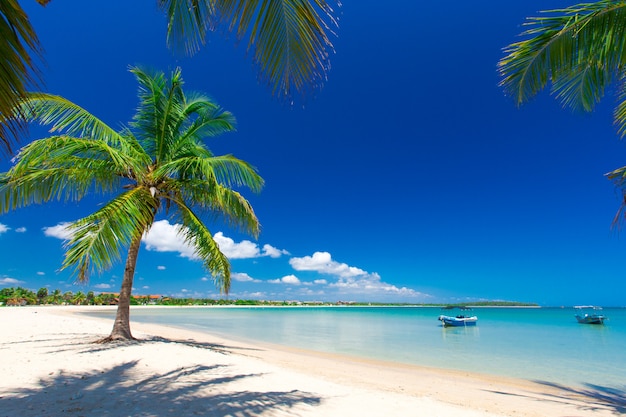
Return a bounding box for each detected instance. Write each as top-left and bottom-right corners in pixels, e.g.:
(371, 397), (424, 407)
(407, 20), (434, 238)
(103, 236), (142, 342)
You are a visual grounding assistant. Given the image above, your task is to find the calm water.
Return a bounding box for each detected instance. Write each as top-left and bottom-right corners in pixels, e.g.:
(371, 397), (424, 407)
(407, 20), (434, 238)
(86, 306), (626, 388)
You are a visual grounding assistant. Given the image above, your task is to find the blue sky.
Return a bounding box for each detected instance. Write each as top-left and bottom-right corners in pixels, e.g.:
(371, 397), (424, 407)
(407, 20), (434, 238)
(1, 0), (626, 306)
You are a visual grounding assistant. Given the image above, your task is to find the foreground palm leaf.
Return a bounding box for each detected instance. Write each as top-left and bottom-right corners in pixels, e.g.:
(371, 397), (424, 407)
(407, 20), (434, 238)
(1, 0), (339, 154)
(499, 1), (626, 133)
(499, 1), (626, 226)
(0, 0), (44, 154)
(161, 0), (339, 99)
(0, 67), (263, 341)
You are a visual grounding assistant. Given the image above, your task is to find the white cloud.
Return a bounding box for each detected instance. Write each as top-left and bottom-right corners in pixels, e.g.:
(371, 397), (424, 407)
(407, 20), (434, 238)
(246, 292), (266, 298)
(94, 283), (112, 289)
(288, 251), (429, 301)
(0, 224), (27, 234)
(143, 220), (197, 258)
(142, 221), (286, 261)
(290, 251), (367, 278)
(262, 244), (290, 258)
(214, 232), (261, 259)
(37, 271), (45, 276)
(281, 275), (301, 285)
(0, 277), (24, 285)
(329, 272), (425, 298)
(269, 275), (301, 285)
(43, 222), (74, 240)
(232, 272), (261, 283)
(213, 234), (288, 259)
(157, 265), (166, 270)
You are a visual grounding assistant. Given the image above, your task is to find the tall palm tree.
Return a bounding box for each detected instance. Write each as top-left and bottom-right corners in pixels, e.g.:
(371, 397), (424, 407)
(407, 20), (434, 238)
(499, 1), (626, 224)
(0, 66), (263, 341)
(0, 0), (339, 153)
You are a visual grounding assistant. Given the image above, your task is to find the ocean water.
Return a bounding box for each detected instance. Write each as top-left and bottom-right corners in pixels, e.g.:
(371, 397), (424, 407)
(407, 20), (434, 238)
(86, 306), (626, 389)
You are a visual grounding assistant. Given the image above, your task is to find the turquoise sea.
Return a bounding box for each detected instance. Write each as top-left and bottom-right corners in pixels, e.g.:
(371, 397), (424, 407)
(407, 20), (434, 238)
(86, 307), (626, 389)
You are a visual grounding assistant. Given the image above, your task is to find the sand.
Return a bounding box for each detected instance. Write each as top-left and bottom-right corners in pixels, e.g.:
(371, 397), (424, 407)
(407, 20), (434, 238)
(0, 306), (620, 417)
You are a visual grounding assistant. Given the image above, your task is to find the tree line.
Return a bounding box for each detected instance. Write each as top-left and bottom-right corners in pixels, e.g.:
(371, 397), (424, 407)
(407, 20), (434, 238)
(0, 287), (538, 307)
(0, 287), (335, 306)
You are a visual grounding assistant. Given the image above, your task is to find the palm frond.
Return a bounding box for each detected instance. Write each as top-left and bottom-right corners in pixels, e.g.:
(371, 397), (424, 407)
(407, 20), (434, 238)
(129, 66), (167, 152)
(614, 73), (626, 136)
(158, 0), (215, 55)
(169, 202), (231, 293)
(163, 178), (260, 238)
(200, 185), (260, 236)
(62, 187), (158, 281)
(499, 1), (626, 108)
(16, 93), (128, 145)
(0, 0), (43, 153)
(605, 165), (626, 227)
(179, 94), (237, 140)
(159, 0), (339, 99)
(551, 62), (610, 111)
(130, 66), (187, 162)
(157, 153), (264, 192)
(165, 93), (236, 161)
(0, 135), (143, 212)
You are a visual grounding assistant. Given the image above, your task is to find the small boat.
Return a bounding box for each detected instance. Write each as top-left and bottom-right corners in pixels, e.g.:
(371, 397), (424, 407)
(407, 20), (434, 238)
(574, 306), (606, 325)
(438, 314), (478, 327)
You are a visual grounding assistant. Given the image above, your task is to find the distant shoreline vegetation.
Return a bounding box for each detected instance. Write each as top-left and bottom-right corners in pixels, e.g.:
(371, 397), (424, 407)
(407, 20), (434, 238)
(0, 287), (539, 307)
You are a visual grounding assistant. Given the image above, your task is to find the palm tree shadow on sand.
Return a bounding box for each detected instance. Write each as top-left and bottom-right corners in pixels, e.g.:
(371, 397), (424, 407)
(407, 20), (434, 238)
(531, 381), (626, 416)
(484, 379), (626, 416)
(0, 360), (322, 416)
(0, 337), (323, 416)
(84, 335), (262, 356)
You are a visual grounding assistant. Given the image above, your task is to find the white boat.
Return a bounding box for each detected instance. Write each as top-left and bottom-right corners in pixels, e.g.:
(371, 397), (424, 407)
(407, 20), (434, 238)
(438, 314), (478, 327)
(574, 306), (606, 325)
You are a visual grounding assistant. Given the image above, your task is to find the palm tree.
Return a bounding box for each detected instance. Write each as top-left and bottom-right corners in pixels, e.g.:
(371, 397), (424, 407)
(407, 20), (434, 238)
(62, 291), (74, 305)
(0, 0), (339, 152)
(50, 288), (62, 304)
(499, 1), (626, 223)
(72, 291), (86, 305)
(36, 287), (48, 303)
(0, 66), (263, 341)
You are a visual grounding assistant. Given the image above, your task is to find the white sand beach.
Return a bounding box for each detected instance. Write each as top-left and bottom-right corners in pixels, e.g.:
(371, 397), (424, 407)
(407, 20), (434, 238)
(0, 306), (619, 417)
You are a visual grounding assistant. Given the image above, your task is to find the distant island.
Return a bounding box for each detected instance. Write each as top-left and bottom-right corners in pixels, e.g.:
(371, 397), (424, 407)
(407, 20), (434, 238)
(0, 287), (538, 307)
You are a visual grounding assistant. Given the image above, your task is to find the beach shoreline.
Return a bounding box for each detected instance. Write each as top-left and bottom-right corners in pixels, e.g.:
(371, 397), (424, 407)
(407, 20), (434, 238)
(0, 306), (619, 416)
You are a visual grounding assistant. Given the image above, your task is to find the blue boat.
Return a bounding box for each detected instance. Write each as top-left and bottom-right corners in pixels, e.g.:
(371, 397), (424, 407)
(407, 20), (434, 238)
(574, 306), (606, 325)
(438, 307), (478, 327)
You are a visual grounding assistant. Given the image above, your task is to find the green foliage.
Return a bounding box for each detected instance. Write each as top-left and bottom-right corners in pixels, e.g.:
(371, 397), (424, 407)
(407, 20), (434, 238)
(36, 287), (48, 301)
(0, 0), (44, 153)
(161, 0), (339, 99)
(0, 287), (541, 307)
(499, 1), (626, 134)
(0, 286), (37, 305)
